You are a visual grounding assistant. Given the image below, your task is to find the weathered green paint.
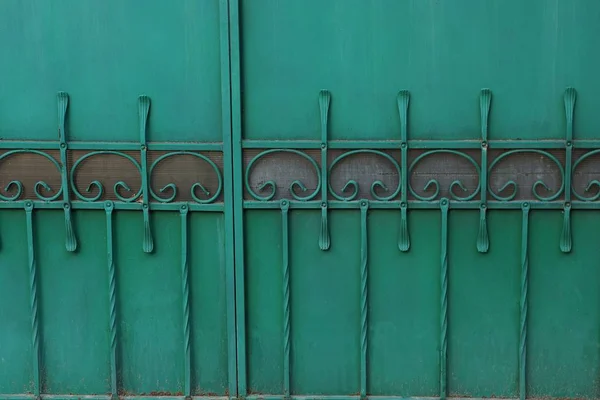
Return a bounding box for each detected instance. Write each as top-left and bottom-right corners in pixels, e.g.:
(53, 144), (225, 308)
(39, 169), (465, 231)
(3, 0), (600, 399)
(2, 1), (234, 398)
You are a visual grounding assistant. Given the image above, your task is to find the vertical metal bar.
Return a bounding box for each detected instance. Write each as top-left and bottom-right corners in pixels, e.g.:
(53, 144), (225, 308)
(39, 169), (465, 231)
(280, 199), (291, 398)
(561, 87), (576, 253)
(219, 0), (239, 396)
(104, 201), (118, 400)
(359, 200), (369, 398)
(138, 95), (153, 253)
(319, 90), (331, 251)
(228, 0), (247, 395)
(57, 92), (77, 252)
(25, 201), (41, 399)
(519, 202), (530, 400)
(477, 89), (491, 253)
(439, 197), (449, 400)
(180, 204), (192, 398)
(397, 91), (410, 252)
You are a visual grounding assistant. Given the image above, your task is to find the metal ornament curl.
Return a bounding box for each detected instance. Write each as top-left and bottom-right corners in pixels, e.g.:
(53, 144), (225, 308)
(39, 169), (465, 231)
(0, 150), (63, 201)
(571, 149), (600, 201)
(148, 151), (223, 203)
(328, 150), (401, 201)
(245, 149), (322, 201)
(488, 149), (565, 201)
(409, 150), (481, 201)
(70, 151), (143, 202)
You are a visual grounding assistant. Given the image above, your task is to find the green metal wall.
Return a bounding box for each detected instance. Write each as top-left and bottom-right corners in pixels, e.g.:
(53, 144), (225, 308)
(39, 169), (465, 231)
(2, 1), (600, 400)
(0, 1), (236, 398)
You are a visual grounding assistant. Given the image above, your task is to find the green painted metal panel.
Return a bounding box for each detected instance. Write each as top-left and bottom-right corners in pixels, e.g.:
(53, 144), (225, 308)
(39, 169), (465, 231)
(3, 1), (600, 399)
(0, 0), (236, 398)
(240, 0), (600, 141)
(231, 1), (600, 399)
(0, 0), (222, 142)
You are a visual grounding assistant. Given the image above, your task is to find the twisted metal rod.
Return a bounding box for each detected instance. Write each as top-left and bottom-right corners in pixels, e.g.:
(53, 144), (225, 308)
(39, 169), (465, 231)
(180, 204), (192, 397)
(104, 201), (118, 399)
(281, 199), (291, 397)
(360, 200), (369, 398)
(25, 202), (40, 399)
(520, 202), (530, 400)
(439, 198), (449, 400)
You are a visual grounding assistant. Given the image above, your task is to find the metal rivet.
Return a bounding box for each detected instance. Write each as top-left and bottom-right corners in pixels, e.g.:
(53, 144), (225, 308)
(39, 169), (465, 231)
(401, 143), (407, 149)
(64, 204), (70, 210)
(567, 141), (572, 147)
(481, 203), (487, 209)
(143, 204), (148, 209)
(401, 202), (407, 208)
(523, 202), (529, 208)
(565, 202), (571, 208)
(321, 202), (327, 208)
(321, 143), (326, 149)
(361, 201), (367, 207)
(60, 143), (66, 149)
(282, 200), (287, 206)
(141, 145), (147, 150)
(481, 141), (488, 148)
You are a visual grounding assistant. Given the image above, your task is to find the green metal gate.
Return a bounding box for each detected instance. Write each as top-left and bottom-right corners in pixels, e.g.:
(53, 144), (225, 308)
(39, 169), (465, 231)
(2, 1), (600, 399)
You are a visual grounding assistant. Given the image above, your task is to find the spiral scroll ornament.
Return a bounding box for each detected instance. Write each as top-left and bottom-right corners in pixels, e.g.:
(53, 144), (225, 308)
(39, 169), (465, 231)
(488, 150), (565, 201)
(0, 150), (63, 201)
(245, 149), (322, 201)
(70, 151), (143, 202)
(149, 152), (223, 203)
(571, 149), (600, 201)
(409, 150), (481, 201)
(328, 150), (401, 201)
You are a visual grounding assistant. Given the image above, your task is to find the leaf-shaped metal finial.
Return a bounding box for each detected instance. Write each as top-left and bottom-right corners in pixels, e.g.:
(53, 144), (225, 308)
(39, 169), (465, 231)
(318, 90), (331, 251)
(562, 87), (576, 253)
(480, 88), (492, 142)
(564, 87), (577, 142)
(63, 204), (77, 252)
(477, 88), (491, 253)
(397, 90), (411, 252)
(398, 203), (410, 252)
(319, 203), (330, 251)
(138, 95), (151, 144)
(477, 204), (489, 253)
(57, 92), (77, 252)
(319, 90), (331, 141)
(397, 90), (410, 143)
(560, 203), (572, 253)
(138, 95), (153, 253)
(57, 91), (69, 143)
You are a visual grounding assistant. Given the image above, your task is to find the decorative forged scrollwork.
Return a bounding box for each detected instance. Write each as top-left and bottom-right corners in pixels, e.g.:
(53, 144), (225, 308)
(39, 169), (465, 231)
(149, 152), (223, 203)
(328, 150), (401, 201)
(70, 151), (143, 202)
(245, 149), (322, 201)
(409, 150), (481, 201)
(572, 150), (600, 201)
(0, 150), (63, 201)
(488, 150), (565, 201)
